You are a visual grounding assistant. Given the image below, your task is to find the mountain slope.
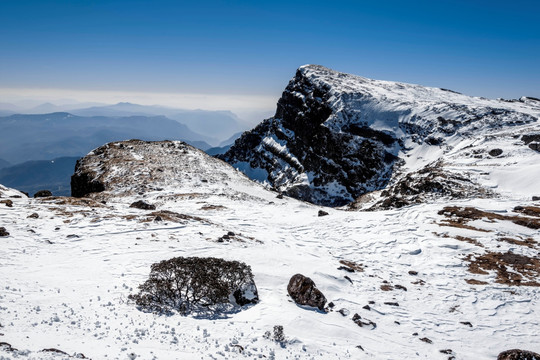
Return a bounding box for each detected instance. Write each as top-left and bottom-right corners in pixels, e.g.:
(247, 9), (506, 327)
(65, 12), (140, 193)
(0, 137), (539, 359)
(220, 65), (540, 206)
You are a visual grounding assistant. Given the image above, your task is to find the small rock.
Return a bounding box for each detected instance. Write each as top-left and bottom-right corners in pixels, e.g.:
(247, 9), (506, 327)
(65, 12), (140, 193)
(395, 284), (408, 291)
(0, 227), (9, 237)
(384, 302), (400, 307)
(154, 216), (163, 222)
(420, 337), (433, 344)
(352, 313), (376, 329)
(356, 345), (364, 351)
(497, 349), (540, 360)
(532, 196), (540, 201)
(328, 302), (335, 308)
(394, 321), (400, 325)
(318, 210), (329, 217)
(338, 266), (355, 273)
(460, 321), (473, 327)
(408, 270), (418, 275)
(412, 332), (418, 336)
(276, 194), (284, 199)
(0, 200), (13, 207)
(338, 308), (349, 316)
(34, 190), (52, 198)
(344, 275), (353, 284)
(440, 349), (453, 354)
(529, 143), (540, 152)
(489, 148), (503, 157)
(362, 304), (371, 311)
(287, 274), (327, 311)
(27, 213), (39, 219)
(129, 200), (156, 210)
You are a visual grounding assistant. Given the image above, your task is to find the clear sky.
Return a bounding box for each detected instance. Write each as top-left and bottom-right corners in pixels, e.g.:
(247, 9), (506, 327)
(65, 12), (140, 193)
(1, 0), (539, 117)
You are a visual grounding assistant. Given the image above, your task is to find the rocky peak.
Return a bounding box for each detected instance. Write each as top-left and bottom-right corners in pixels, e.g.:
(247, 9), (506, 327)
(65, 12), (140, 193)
(220, 65), (539, 207)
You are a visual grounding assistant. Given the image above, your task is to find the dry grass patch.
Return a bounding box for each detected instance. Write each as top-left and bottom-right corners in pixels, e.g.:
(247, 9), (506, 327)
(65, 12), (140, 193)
(438, 206), (540, 231)
(338, 260), (364, 272)
(465, 251), (540, 286)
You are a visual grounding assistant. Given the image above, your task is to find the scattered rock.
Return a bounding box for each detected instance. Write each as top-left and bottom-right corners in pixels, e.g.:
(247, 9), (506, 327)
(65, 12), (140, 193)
(352, 313), (376, 329)
(129, 200), (156, 210)
(522, 134), (540, 145)
(34, 190), (52, 198)
(0, 227), (9, 237)
(394, 284), (408, 291)
(154, 215), (163, 222)
(318, 210), (329, 217)
(0, 199), (13, 207)
(528, 143), (540, 152)
(338, 308), (350, 316)
(380, 284), (394, 291)
(327, 302), (335, 308)
(460, 321), (473, 327)
(440, 349), (453, 354)
(497, 349), (540, 360)
(338, 266), (355, 273)
(287, 274), (327, 311)
(488, 148), (503, 157)
(27, 213), (39, 219)
(419, 337), (433, 344)
(384, 302), (399, 307)
(0, 341), (17, 352)
(344, 275), (353, 284)
(533, 196), (540, 201)
(408, 270), (418, 275)
(362, 304), (371, 311)
(276, 194), (284, 199)
(356, 345), (365, 351)
(41, 348), (70, 356)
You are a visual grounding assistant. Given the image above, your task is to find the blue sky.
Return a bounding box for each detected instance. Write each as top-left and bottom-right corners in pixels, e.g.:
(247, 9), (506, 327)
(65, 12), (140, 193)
(1, 0), (539, 115)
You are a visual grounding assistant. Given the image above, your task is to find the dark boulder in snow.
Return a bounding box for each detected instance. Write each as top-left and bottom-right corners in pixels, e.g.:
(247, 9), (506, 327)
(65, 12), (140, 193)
(489, 148), (503, 157)
(130, 200), (156, 210)
(33, 190), (52, 198)
(318, 210), (329, 217)
(287, 273), (327, 311)
(0, 227), (9, 237)
(497, 349), (540, 360)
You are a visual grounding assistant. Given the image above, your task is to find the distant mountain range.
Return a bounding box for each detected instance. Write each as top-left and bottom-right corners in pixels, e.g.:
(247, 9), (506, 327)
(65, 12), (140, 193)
(0, 102), (245, 143)
(0, 156), (78, 196)
(0, 112), (217, 165)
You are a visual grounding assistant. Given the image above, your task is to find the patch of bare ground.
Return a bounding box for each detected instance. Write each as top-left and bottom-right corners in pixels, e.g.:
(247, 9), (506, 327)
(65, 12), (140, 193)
(156, 193), (206, 201)
(465, 279), (489, 285)
(140, 210), (212, 224)
(435, 232), (485, 247)
(338, 260), (364, 272)
(36, 196), (106, 208)
(465, 251), (540, 286)
(513, 206), (540, 217)
(200, 204), (227, 211)
(438, 206), (540, 231)
(498, 237), (538, 249)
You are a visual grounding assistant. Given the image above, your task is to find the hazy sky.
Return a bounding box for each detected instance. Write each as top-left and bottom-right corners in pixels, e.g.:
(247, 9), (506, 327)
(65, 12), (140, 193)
(1, 0), (539, 116)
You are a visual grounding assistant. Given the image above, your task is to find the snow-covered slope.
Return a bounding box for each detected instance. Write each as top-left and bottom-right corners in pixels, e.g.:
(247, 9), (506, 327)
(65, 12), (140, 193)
(220, 65), (540, 207)
(1, 137), (539, 359)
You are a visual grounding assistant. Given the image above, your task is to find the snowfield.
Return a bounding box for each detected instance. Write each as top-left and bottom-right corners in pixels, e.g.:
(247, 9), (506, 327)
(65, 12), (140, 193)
(1, 141), (539, 359)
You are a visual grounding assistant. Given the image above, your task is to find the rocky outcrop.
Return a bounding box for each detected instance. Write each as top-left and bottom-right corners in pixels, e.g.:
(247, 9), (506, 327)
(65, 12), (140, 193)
(497, 349), (540, 360)
(287, 274), (327, 311)
(33, 190), (52, 198)
(130, 200), (156, 210)
(220, 65), (540, 207)
(70, 139), (257, 200)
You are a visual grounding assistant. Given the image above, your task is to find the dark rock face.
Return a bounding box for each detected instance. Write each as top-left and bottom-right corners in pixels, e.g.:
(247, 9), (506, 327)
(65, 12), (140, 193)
(33, 190), (52, 198)
(287, 274), (327, 311)
(219, 66), (398, 206)
(0, 227), (9, 237)
(522, 134), (540, 145)
(497, 349), (540, 360)
(529, 143), (540, 152)
(130, 200), (156, 210)
(71, 161), (105, 197)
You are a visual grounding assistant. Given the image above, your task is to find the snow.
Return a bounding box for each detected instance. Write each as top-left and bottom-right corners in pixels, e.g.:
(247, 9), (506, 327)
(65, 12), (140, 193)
(1, 142), (539, 359)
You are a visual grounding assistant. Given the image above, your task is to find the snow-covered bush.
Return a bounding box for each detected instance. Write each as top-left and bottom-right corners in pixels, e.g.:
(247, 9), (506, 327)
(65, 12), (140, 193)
(129, 257), (258, 315)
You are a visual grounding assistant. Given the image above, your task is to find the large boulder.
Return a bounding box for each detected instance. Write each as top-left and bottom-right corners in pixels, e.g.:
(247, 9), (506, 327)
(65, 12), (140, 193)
(287, 274), (327, 311)
(34, 190), (52, 198)
(497, 349), (540, 360)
